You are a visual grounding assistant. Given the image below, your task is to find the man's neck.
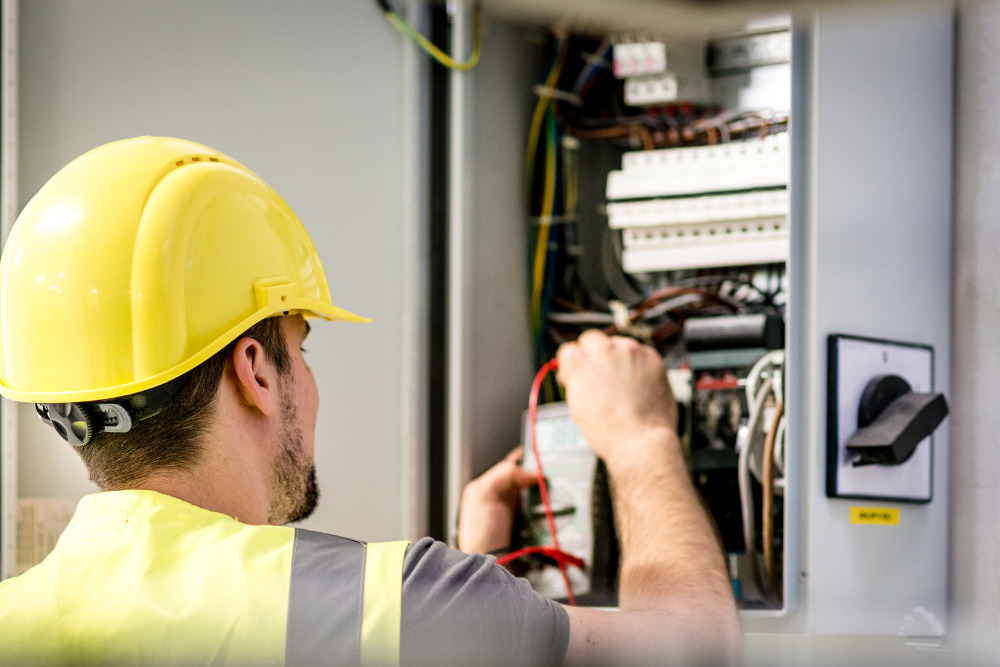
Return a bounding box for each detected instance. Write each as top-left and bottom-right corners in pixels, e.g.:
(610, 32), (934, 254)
(138, 428), (274, 525)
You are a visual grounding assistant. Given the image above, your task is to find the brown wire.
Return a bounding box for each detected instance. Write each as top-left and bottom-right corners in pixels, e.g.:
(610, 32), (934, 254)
(551, 295), (590, 313)
(631, 286), (742, 320)
(650, 321), (680, 345)
(566, 123), (655, 150)
(762, 400), (784, 599)
(634, 125), (655, 150)
(557, 93), (789, 151)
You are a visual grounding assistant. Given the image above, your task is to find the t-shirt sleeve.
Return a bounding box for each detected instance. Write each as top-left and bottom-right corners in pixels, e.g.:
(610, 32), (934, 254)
(399, 537), (570, 666)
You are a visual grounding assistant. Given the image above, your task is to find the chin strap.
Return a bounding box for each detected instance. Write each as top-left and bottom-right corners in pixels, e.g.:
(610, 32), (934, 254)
(35, 373), (191, 447)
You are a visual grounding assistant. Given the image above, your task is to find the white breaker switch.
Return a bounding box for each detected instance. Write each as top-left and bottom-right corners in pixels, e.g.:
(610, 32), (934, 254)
(624, 74), (678, 106)
(612, 42), (667, 79)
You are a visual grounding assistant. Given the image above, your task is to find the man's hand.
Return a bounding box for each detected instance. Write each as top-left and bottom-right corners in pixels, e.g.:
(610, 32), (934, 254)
(556, 329), (679, 466)
(457, 448), (537, 555)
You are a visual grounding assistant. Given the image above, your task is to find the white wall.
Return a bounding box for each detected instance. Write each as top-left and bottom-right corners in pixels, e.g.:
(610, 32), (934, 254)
(951, 0), (1000, 661)
(16, 0), (413, 542)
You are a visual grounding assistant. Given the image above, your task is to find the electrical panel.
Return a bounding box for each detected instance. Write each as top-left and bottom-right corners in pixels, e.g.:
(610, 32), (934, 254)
(513, 21), (793, 614)
(453, 1), (952, 649)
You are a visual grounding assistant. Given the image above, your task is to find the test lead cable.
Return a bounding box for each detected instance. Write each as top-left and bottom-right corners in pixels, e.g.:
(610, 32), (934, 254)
(526, 358), (578, 605)
(496, 546), (585, 572)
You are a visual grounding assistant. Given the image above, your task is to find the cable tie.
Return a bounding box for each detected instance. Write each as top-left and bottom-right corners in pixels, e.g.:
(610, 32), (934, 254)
(579, 51), (611, 68)
(609, 300), (653, 343)
(531, 84), (583, 106)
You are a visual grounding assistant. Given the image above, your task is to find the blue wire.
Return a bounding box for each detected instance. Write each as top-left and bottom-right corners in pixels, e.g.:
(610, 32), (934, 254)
(572, 43), (612, 96)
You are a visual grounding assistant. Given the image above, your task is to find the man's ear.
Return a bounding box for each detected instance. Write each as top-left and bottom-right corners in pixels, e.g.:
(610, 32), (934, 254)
(231, 337), (277, 416)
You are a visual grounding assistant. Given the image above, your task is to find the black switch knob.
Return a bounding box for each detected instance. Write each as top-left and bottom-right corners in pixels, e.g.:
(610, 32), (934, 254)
(846, 374), (949, 466)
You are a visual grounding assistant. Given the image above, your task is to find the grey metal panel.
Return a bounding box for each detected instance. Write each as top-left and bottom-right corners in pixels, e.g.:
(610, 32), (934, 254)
(796, 6), (953, 636)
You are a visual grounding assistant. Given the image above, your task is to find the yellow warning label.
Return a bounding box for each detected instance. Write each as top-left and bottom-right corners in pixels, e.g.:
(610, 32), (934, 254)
(850, 507), (900, 525)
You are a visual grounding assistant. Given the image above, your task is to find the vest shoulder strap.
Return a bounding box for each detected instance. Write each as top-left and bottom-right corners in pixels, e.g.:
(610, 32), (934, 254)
(361, 540), (410, 666)
(286, 530), (410, 667)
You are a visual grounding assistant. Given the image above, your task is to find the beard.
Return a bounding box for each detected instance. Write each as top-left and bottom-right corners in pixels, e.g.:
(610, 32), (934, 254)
(267, 386), (320, 525)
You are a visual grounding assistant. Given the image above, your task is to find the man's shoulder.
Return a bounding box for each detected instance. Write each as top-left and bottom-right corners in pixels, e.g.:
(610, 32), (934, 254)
(398, 538), (571, 664)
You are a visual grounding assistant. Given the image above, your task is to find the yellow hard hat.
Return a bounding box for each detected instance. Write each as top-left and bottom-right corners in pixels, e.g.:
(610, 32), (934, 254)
(0, 136), (369, 404)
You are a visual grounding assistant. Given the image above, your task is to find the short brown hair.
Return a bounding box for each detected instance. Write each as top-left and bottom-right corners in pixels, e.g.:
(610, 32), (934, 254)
(78, 316), (291, 490)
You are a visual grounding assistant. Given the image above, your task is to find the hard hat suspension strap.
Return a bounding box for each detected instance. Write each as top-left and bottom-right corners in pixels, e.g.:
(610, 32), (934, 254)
(34, 373), (191, 447)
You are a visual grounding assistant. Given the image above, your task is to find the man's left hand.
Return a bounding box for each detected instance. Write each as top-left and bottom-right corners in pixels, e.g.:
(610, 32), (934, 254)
(457, 448), (537, 555)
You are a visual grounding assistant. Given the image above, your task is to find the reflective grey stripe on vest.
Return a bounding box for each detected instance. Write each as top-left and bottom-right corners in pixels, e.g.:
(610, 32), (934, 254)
(286, 528), (366, 666)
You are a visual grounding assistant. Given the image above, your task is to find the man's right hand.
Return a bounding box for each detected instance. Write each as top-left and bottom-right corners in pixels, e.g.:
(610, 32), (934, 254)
(556, 330), (679, 463)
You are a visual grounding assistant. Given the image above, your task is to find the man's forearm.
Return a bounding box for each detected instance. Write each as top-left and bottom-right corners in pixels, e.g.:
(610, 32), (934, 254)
(607, 426), (740, 650)
(554, 331), (740, 663)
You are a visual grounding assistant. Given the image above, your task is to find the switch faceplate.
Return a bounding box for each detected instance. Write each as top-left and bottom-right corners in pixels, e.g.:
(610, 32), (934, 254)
(827, 334), (935, 502)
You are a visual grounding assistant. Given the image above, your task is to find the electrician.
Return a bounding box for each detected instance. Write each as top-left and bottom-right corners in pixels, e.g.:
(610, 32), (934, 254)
(0, 137), (739, 665)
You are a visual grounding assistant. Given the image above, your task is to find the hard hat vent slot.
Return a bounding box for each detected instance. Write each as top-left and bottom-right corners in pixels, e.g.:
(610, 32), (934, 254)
(173, 156), (221, 167)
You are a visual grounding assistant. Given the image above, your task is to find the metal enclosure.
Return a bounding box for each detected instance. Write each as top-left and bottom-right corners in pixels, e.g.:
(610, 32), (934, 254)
(448, 3), (953, 640)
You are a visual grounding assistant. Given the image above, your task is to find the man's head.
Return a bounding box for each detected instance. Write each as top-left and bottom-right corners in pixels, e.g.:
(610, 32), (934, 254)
(78, 312), (321, 524)
(0, 137), (365, 523)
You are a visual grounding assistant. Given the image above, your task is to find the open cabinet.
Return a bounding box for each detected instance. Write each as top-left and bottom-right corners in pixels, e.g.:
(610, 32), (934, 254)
(441, 0), (952, 653)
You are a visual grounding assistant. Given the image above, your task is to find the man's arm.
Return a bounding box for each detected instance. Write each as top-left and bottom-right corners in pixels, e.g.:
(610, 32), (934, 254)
(556, 330), (740, 664)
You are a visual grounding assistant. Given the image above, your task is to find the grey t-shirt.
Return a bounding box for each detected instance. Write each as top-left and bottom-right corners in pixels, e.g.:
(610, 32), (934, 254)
(401, 538), (570, 666)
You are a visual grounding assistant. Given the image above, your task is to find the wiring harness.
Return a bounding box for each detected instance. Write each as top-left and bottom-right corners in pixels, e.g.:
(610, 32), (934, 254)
(737, 349), (786, 601)
(524, 33), (788, 399)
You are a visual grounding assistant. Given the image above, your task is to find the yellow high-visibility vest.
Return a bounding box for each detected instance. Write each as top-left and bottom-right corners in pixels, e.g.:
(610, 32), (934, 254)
(0, 490), (408, 666)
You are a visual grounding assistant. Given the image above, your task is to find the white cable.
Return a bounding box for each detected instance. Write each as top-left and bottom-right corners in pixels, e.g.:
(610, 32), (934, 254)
(738, 376), (772, 595)
(547, 293), (705, 329)
(547, 311), (616, 325)
(636, 293), (704, 321)
(744, 349), (786, 488)
(773, 416), (787, 481)
(745, 349), (785, 407)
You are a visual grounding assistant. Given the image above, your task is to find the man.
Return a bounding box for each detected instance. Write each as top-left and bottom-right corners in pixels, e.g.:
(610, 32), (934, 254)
(0, 137), (739, 664)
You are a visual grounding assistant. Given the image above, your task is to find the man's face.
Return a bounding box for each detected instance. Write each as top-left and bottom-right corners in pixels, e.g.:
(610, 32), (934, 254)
(267, 315), (320, 525)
